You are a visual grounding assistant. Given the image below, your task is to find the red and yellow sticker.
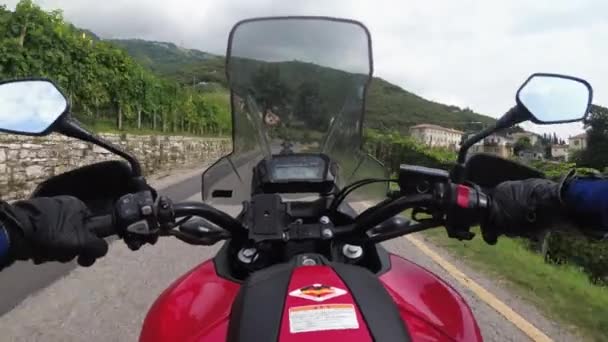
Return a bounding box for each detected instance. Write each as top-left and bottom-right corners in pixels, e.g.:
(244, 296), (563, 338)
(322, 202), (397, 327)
(289, 284), (347, 302)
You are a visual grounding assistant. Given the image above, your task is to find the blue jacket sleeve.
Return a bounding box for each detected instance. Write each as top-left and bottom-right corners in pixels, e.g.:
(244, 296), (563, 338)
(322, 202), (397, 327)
(0, 226), (9, 262)
(562, 178), (608, 233)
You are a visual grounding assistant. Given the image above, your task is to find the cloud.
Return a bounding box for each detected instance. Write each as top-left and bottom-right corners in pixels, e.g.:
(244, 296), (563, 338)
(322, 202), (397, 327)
(0, 80), (67, 133)
(229, 18), (370, 74)
(5, 0), (606, 137)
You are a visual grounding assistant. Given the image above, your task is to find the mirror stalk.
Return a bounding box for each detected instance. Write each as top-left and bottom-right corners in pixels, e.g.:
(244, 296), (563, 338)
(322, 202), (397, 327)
(494, 106), (529, 132)
(56, 118), (143, 177)
(452, 106), (528, 183)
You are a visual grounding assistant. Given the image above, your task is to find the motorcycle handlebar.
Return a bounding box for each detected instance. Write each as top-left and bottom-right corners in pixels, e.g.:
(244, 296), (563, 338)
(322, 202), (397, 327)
(86, 214), (115, 238)
(172, 201), (244, 235)
(87, 200), (245, 239)
(85, 182), (489, 244)
(354, 194), (434, 232)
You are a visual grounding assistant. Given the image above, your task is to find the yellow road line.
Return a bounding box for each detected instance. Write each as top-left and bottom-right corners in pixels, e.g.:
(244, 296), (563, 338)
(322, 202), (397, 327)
(405, 234), (553, 342)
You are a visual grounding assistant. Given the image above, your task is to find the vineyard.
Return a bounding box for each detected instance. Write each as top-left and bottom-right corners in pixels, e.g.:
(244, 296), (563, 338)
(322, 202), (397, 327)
(0, 0), (230, 135)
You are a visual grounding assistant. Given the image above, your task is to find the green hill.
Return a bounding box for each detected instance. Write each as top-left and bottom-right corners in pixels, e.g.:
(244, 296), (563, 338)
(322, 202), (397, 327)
(366, 78), (495, 131)
(109, 39), (496, 133)
(109, 39), (226, 86)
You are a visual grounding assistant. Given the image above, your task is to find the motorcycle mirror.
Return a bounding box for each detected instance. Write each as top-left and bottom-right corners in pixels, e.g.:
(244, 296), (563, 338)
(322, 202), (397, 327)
(453, 72), (593, 183)
(0, 78), (144, 178)
(0, 79), (68, 135)
(516, 73), (592, 124)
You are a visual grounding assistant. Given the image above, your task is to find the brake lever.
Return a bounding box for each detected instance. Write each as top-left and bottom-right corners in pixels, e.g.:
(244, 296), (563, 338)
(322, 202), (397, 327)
(365, 216), (442, 243)
(445, 229), (475, 241)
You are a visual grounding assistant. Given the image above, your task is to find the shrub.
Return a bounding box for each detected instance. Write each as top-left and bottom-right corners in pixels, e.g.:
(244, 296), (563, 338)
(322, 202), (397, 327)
(529, 160), (600, 180)
(544, 231), (608, 285)
(525, 161), (606, 284)
(365, 130), (456, 173)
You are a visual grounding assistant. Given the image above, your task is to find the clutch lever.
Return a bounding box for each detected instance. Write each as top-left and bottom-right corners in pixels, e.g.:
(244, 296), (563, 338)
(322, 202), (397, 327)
(170, 217), (231, 246)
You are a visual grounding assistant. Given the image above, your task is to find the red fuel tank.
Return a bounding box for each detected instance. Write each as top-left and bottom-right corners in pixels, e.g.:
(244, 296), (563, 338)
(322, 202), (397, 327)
(140, 254), (481, 342)
(380, 254), (482, 341)
(139, 260), (239, 342)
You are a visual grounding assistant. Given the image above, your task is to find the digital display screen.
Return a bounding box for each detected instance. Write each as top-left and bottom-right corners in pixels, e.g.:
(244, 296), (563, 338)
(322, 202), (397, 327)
(270, 155), (326, 181)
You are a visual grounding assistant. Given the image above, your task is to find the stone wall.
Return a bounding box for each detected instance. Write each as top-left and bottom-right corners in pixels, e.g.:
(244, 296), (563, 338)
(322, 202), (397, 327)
(0, 133), (231, 201)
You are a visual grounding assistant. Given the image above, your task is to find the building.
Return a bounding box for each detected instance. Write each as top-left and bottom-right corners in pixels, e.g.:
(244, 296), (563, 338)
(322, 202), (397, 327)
(518, 149), (544, 161)
(569, 133), (587, 151)
(551, 144), (569, 161)
(508, 131), (540, 146)
(409, 124), (463, 149)
(469, 133), (514, 159)
(264, 110), (281, 126)
(484, 134), (513, 146)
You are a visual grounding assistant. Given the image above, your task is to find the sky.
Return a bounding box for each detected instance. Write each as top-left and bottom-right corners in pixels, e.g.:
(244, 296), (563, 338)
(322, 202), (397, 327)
(4, 0), (607, 138)
(0, 80), (67, 133)
(230, 19), (370, 74)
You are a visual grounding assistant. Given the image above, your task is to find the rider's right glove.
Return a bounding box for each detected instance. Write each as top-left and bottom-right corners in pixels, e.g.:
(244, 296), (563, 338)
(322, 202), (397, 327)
(481, 178), (566, 244)
(481, 172), (608, 244)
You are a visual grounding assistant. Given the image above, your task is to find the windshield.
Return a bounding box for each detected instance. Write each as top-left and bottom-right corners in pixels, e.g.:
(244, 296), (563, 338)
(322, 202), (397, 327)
(203, 17), (387, 210)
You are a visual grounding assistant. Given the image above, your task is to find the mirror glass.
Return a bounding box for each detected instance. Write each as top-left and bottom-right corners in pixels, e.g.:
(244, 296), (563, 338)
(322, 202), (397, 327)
(0, 80), (67, 134)
(517, 75), (591, 123)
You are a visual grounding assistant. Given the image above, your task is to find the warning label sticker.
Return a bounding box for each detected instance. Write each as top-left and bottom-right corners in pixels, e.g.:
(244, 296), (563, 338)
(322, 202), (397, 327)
(289, 304), (359, 334)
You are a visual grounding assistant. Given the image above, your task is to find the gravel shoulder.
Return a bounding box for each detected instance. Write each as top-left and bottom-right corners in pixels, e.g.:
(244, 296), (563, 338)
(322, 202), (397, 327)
(404, 234), (582, 342)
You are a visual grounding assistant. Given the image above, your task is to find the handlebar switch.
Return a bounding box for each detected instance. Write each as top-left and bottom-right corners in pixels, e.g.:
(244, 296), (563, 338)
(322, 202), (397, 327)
(126, 220), (152, 235)
(156, 196), (175, 230)
(443, 183), (489, 240)
(116, 191), (155, 223)
(451, 184), (489, 210)
(115, 191), (159, 250)
(399, 164), (449, 196)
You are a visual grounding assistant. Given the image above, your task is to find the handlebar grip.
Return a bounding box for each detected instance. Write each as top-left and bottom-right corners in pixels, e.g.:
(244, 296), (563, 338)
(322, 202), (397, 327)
(86, 215), (116, 238)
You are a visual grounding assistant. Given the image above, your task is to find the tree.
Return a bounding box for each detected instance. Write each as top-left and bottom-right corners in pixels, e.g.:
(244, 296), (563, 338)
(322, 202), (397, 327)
(578, 105), (608, 169)
(202, 92), (231, 135)
(514, 137), (532, 155)
(294, 81), (328, 128)
(251, 65), (291, 115)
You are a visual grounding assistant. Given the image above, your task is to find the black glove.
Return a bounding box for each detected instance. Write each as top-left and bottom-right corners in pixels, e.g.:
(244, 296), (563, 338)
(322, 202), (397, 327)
(1, 196), (108, 267)
(481, 179), (565, 244)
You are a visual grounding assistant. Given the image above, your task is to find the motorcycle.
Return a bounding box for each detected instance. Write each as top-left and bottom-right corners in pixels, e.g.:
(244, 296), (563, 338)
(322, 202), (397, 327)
(0, 16), (593, 342)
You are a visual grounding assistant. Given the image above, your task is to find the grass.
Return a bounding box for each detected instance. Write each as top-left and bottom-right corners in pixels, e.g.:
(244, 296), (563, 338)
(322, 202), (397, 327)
(423, 227), (608, 342)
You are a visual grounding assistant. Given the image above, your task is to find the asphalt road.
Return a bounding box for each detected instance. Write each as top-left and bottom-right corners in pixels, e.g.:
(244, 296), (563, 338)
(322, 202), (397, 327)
(0, 171), (580, 341)
(0, 173), (202, 316)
